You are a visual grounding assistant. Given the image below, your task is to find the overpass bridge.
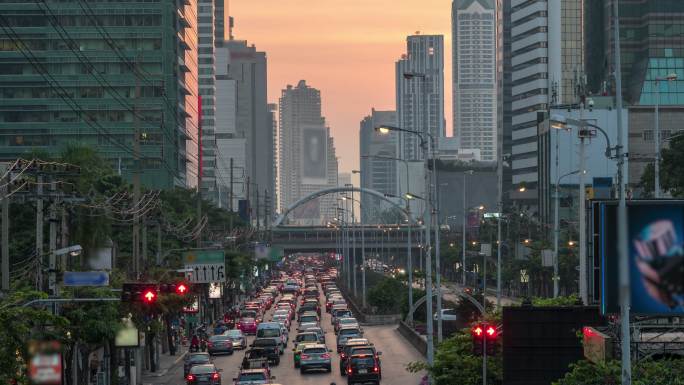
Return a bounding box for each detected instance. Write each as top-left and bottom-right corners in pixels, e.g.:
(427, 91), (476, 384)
(271, 225), (425, 254)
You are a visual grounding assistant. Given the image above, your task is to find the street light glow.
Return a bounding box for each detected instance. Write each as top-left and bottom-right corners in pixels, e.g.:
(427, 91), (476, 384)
(377, 126), (391, 134)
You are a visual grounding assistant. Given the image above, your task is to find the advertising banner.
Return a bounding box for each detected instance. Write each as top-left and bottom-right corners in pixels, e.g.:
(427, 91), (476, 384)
(597, 200), (684, 314)
(300, 125), (328, 185)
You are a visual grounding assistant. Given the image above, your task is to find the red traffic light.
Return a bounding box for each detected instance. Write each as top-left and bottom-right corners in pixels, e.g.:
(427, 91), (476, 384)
(472, 325), (484, 337)
(486, 325), (497, 338)
(176, 283), (188, 295)
(142, 289), (156, 303)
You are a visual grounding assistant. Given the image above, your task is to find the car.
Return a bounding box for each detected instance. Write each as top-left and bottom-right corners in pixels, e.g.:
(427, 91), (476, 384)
(237, 317), (258, 335)
(223, 329), (247, 350)
(183, 353), (211, 377)
(294, 332), (319, 346)
(186, 364), (222, 385)
(338, 338), (372, 375)
(346, 354), (381, 385)
(299, 344), (332, 374)
(342, 344), (382, 378)
(232, 369), (274, 385)
(251, 338), (280, 365)
(299, 301), (321, 316)
(336, 327), (363, 352)
(335, 317), (360, 335)
(207, 335), (234, 356)
(297, 321), (318, 333)
(241, 348), (271, 372)
(331, 308), (353, 325)
(303, 326), (326, 344)
(256, 322), (286, 354)
(433, 308), (458, 321)
(291, 341), (317, 368)
(298, 312), (319, 324)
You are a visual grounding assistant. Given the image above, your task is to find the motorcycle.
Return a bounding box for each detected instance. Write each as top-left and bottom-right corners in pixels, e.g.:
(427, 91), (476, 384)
(200, 338), (207, 352)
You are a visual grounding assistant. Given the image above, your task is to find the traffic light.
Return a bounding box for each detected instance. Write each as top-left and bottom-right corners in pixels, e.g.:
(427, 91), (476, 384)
(159, 282), (190, 296)
(471, 323), (499, 356)
(121, 283), (159, 304)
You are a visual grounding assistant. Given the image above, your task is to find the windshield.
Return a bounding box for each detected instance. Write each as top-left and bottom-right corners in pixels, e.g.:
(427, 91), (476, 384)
(300, 316), (317, 323)
(297, 334), (318, 342)
(190, 365), (216, 374)
(225, 330), (242, 338)
(351, 348), (374, 356)
(257, 329), (280, 338)
(209, 335), (230, 342)
(340, 329), (360, 336)
(189, 355), (210, 363)
(351, 356), (375, 367)
(238, 373), (266, 381)
(339, 318), (356, 324)
(303, 347), (327, 354)
(253, 339), (275, 346)
(240, 318), (255, 323)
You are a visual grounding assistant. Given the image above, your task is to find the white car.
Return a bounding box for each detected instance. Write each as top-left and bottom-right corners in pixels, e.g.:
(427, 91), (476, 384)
(433, 308), (457, 321)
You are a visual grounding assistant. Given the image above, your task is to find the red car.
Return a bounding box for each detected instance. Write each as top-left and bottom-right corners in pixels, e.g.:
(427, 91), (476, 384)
(237, 317), (258, 335)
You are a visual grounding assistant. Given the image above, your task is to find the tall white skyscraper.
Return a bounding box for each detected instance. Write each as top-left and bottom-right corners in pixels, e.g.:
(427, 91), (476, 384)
(452, 0), (498, 162)
(510, 0), (583, 198)
(278, 81), (339, 224)
(396, 35), (446, 161)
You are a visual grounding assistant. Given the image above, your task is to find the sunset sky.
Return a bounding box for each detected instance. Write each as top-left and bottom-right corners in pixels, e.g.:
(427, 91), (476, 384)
(230, 0), (453, 175)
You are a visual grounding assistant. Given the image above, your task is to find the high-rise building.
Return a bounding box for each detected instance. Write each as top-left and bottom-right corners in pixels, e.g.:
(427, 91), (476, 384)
(0, 0), (199, 188)
(396, 35), (446, 161)
(268, 103), (279, 214)
(586, 0), (684, 106)
(224, 38), (275, 219)
(452, 0), (498, 162)
(509, 0), (584, 202)
(359, 109), (399, 222)
(278, 80), (339, 224)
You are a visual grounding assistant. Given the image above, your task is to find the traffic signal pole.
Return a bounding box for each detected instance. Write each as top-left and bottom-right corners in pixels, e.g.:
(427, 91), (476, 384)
(483, 336), (487, 385)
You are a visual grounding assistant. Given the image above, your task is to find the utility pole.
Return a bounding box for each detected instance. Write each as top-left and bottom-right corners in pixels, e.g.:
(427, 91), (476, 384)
(156, 223), (162, 266)
(1, 164), (9, 292)
(614, 0), (631, 383)
(246, 176), (251, 225)
(197, 95), (203, 249)
(132, 55), (141, 278)
(48, 179), (57, 301)
(142, 214), (148, 267)
(256, 188), (260, 231)
(579, 96), (588, 305)
(36, 174), (44, 290)
(229, 158), (234, 211)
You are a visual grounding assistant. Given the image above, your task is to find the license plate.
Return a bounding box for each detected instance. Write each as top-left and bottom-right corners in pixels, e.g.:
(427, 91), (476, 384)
(359, 369), (368, 374)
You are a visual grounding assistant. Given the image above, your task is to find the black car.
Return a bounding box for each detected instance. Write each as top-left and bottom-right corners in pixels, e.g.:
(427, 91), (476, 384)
(341, 345), (382, 377)
(251, 338), (280, 365)
(186, 364), (221, 385)
(207, 335), (234, 356)
(298, 301), (321, 316)
(346, 354), (381, 385)
(183, 353), (211, 377)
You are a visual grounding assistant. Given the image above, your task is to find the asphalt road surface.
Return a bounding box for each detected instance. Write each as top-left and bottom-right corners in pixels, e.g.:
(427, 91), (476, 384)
(148, 288), (425, 385)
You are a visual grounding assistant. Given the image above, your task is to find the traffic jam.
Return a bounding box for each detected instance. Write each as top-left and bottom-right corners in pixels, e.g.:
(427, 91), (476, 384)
(182, 256), (383, 385)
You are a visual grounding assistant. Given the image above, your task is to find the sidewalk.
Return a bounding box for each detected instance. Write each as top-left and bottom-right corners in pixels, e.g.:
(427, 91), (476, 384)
(142, 344), (187, 379)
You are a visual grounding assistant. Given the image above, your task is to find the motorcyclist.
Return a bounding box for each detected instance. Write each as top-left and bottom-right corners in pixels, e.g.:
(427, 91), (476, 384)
(190, 334), (199, 352)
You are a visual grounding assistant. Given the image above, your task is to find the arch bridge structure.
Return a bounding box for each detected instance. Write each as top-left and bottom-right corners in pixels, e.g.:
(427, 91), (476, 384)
(271, 186), (424, 255)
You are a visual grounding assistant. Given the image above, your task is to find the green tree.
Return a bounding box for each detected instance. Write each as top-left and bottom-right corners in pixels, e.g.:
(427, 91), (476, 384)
(639, 135), (684, 197)
(554, 358), (684, 385)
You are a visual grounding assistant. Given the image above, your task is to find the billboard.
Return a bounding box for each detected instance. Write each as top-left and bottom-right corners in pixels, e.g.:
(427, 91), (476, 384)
(300, 125), (328, 185)
(597, 200), (684, 314)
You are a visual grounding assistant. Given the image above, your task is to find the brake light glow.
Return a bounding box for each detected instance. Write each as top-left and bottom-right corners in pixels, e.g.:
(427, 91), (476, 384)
(300, 354), (310, 359)
(211, 373), (220, 380)
(347, 367), (353, 375)
(186, 375), (195, 381)
(322, 353), (330, 359)
(374, 365), (379, 372)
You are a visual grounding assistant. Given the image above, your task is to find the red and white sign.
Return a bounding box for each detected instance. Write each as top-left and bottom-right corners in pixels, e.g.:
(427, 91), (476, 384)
(29, 353), (62, 385)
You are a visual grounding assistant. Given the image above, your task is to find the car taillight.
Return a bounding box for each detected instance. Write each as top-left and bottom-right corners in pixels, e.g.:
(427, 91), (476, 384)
(340, 353), (346, 359)
(211, 373), (220, 380)
(374, 365), (379, 372)
(347, 367), (353, 375)
(186, 375), (195, 381)
(300, 354), (310, 359)
(322, 353), (330, 359)
(207, 342), (213, 347)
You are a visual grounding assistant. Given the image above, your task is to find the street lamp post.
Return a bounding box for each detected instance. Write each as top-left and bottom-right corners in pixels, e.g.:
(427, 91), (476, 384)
(463, 170), (474, 286)
(553, 170), (580, 297)
(654, 73), (678, 198)
(386, 192), (414, 325)
(376, 123), (436, 369)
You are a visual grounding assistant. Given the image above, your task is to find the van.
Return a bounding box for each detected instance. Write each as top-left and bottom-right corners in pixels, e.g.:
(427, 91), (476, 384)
(256, 322), (285, 354)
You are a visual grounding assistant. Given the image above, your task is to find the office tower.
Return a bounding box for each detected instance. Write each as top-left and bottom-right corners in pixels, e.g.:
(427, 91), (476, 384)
(0, 0), (199, 188)
(498, 0), (513, 198)
(224, 38), (274, 218)
(586, 0), (684, 105)
(279, 80), (338, 224)
(510, 0), (584, 201)
(268, 103), (279, 214)
(359, 109), (399, 222)
(396, 34), (446, 161)
(452, 0), (498, 161)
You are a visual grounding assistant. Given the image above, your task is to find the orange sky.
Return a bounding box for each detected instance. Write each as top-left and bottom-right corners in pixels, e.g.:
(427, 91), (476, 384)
(230, 0), (453, 174)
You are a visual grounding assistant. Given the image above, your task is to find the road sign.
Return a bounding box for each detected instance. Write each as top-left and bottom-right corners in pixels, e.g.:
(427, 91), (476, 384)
(63, 271), (109, 287)
(186, 263), (225, 283)
(183, 249), (225, 265)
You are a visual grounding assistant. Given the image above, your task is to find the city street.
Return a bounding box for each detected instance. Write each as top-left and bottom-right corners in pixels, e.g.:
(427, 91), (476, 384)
(146, 289), (424, 385)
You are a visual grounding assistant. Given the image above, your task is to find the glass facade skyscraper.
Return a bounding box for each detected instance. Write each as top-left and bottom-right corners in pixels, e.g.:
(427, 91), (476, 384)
(586, 0), (684, 106)
(0, 0), (199, 188)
